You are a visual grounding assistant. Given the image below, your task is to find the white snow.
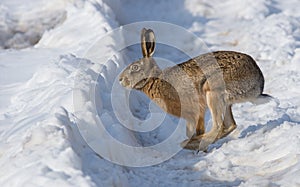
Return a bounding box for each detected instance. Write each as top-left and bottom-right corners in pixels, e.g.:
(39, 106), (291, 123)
(0, 0), (300, 186)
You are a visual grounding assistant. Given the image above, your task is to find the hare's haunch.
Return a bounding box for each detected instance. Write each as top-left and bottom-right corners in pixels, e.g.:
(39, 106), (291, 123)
(119, 28), (271, 151)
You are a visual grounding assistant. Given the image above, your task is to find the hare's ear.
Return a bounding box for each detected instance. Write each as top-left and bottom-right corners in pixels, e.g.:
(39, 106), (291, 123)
(141, 28), (155, 58)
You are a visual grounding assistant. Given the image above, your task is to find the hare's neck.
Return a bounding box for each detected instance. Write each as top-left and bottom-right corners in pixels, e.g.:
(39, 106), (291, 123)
(141, 77), (180, 116)
(141, 77), (179, 102)
(141, 77), (160, 99)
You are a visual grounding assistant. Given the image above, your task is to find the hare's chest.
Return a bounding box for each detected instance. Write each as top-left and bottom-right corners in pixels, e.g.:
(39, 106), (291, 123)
(141, 78), (204, 118)
(150, 88), (203, 118)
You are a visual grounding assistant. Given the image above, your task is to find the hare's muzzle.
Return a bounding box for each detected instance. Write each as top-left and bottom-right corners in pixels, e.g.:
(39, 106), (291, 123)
(119, 76), (130, 87)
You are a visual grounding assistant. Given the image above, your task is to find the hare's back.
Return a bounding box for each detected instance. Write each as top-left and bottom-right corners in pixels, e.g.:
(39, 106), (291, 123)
(195, 51), (265, 102)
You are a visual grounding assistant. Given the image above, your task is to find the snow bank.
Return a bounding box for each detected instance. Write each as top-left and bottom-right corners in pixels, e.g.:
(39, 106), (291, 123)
(0, 0), (68, 49)
(0, 0), (129, 186)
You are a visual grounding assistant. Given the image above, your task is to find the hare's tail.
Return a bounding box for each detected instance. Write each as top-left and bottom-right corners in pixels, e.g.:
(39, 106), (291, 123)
(251, 94), (274, 105)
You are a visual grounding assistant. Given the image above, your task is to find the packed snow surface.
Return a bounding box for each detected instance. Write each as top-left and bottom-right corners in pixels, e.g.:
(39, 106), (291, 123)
(0, 0), (300, 186)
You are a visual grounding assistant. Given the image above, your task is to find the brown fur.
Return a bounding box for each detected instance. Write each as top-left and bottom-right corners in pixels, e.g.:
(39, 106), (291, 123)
(119, 28), (270, 151)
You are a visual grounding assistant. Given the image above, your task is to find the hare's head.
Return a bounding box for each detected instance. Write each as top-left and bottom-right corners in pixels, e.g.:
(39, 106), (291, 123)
(119, 28), (161, 90)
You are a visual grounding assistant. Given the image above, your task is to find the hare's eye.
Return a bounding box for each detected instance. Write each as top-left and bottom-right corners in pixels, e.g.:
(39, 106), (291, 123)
(131, 64), (140, 72)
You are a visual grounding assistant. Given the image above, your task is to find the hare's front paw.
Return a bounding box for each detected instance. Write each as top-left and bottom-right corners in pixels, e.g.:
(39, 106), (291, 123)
(180, 135), (215, 152)
(180, 135), (204, 151)
(180, 138), (198, 150)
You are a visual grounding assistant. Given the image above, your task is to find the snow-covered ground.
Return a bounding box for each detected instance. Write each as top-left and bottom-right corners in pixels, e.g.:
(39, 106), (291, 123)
(0, 0), (300, 186)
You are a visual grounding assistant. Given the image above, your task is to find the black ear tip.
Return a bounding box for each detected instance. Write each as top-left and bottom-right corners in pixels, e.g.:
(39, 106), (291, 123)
(146, 29), (154, 34)
(141, 28), (149, 35)
(141, 28), (154, 34)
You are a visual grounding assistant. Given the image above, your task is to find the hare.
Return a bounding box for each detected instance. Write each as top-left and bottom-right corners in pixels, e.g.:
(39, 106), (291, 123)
(119, 28), (271, 151)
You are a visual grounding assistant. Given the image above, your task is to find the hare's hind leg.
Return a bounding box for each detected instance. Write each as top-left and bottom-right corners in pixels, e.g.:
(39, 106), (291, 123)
(218, 105), (237, 139)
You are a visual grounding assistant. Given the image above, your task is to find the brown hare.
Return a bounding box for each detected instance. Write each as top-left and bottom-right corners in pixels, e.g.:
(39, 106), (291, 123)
(119, 28), (271, 151)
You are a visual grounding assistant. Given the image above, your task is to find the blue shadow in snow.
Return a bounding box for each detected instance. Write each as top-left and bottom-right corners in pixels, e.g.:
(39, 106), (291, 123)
(239, 114), (297, 139)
